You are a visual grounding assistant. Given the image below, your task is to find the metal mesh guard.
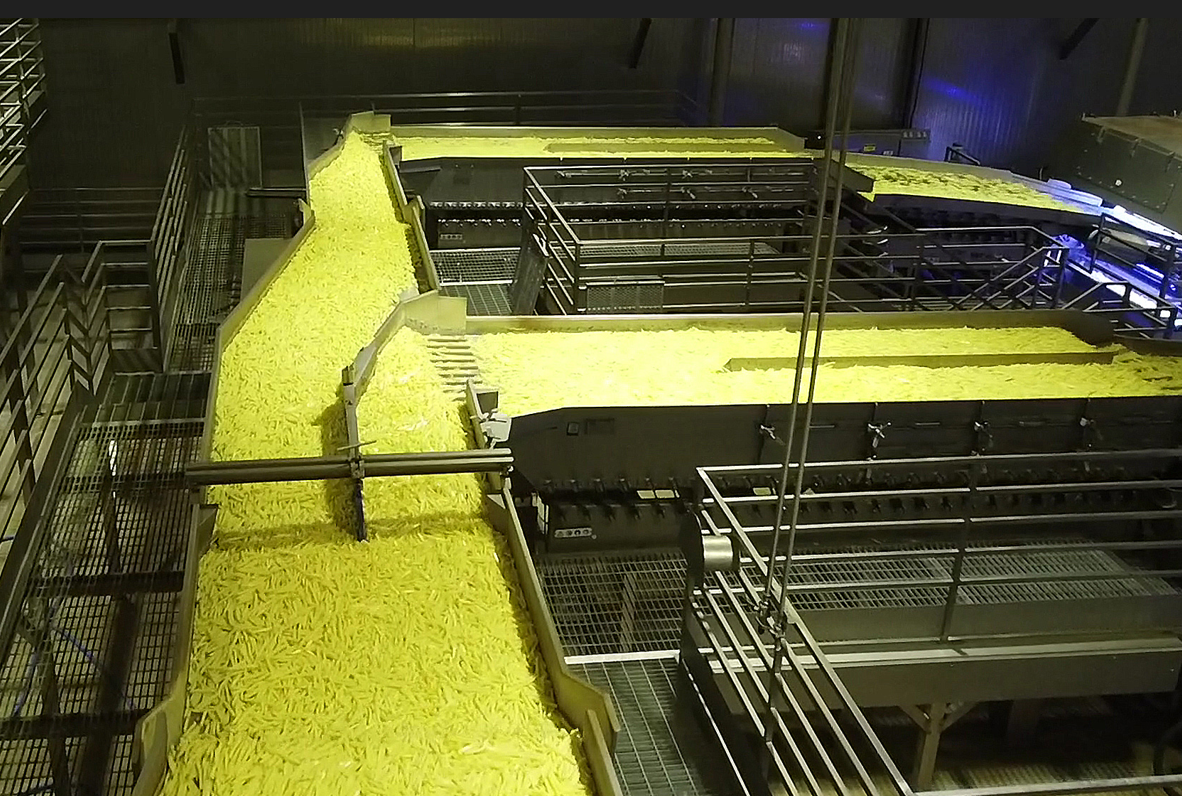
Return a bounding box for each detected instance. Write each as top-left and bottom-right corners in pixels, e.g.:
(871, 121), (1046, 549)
(586, 280), (665, 313)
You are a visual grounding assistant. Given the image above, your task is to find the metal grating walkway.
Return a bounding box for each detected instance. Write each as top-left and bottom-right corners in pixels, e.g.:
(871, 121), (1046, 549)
(538, 541), (1179, 659)
(569, 657), (734, 796)
(0, 372), (206, 796)
(784, 543), (1179, 611)
(433, 247), (517, 283)
(539, 552), (689, 658)
(440, 283), (512, 316)
(168, 212), (289, 371)
(432, 248), (515, 316)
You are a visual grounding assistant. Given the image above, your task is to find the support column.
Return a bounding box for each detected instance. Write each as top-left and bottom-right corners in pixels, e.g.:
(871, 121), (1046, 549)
(913, 701), (947, 790)
(707, 19), (734, 127)
(1005, 698), (1042, 748)
(1116, 18), (1149, 117)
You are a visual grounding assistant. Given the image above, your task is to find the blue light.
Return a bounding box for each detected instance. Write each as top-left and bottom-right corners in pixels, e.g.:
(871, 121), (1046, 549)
(922, 77), (978, 105)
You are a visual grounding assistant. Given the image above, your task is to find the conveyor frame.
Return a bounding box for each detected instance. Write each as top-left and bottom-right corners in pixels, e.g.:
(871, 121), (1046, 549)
(128, 112), (625, 796)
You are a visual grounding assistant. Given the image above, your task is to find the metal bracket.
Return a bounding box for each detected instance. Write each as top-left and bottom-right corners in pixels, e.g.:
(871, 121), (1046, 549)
(867, 421), (891, 458)
(340, 366), (370, 542)
(1079, 414), (1097, 451)
(465, 380), (512, 447)
(973, 419), (993, 454)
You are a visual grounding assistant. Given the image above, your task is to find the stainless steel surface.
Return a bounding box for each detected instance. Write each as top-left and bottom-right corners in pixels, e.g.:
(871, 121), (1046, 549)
(1052, 115), (1182, 238)
(465, 307), (1116, 338)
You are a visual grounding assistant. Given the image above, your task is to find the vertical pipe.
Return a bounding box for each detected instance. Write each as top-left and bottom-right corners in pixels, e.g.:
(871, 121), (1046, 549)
(900, 18), (929, 129)
(760, 16), (861, 778)
(1116, 18), (1149, 117)
(707, 19), (735, 127)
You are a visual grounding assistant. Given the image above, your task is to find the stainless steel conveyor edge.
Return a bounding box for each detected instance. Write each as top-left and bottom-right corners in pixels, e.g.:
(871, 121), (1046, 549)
(130, 110), (623, 796)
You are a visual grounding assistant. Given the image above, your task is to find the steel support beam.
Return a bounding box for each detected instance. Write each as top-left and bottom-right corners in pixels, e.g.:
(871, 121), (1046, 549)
(1116, 18), (1149, 117)
(901, 18), (930, 129)
(707, 19), (734, 127)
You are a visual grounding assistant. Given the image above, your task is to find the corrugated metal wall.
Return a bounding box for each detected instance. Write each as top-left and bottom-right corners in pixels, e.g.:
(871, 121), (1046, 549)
(724, 18), (830, 131)
(911, 18), (1136, 173)
(27, 20), (188, 188)
(1130, 20), (1182, 116)
(722, 18), (911, 133)
(180, 18), (695, 95)
(28, 18), (706, 188)
(26, 18), (1182, 189)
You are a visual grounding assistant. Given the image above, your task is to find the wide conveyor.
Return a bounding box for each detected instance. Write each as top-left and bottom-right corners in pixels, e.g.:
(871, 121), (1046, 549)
(364, 295), (1182, 795)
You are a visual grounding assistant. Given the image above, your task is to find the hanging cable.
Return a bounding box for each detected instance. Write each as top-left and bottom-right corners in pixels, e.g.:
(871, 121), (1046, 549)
(758, 17), (848, 630)
(757, 16), (863, 778)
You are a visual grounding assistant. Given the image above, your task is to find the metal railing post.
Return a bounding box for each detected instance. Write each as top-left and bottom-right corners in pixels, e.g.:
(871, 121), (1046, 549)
(938, 462), (979, 641)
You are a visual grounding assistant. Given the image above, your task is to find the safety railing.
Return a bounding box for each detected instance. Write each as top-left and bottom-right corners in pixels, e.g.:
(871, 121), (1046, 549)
(520, 161), (1073, 315)
(0, 249), (111, 555)
(0, 19), (45, 188)
(149, 123), (198, 366)
(301, 89), (699, 127)
(17, 188), (162, 255)
(84, 240), (163, 373)
(688, 447), (1182, 796)
(1060, 237), (1182, 339)
(915, 226), (1067, 311)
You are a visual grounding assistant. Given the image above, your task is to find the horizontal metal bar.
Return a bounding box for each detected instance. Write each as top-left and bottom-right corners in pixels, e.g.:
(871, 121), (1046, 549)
(186, 449), (514, 486)
(715, 478), (1182, 509)
(922, 774), (1182, 796)
(725, 350), (1115, 370)
(0, 709), (147, 740)
(701, 448), (1182, 477)
(29, 571), (183, 598)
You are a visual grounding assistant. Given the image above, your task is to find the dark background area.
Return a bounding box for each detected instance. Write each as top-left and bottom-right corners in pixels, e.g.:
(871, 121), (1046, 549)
(25, 18), (1181, 188)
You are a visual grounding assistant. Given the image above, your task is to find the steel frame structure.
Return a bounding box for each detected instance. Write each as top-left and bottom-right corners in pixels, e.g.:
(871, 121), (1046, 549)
(515, 159), (1079, 317)
(0, 18), (46, 191)
(686, 450), (1182, 796)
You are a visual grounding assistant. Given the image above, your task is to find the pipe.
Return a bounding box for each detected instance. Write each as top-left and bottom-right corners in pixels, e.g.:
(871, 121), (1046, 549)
(707, 18), (735, 127)
(1116, 18), (1149, 116)
(901, 18), (929, 129)
(185, 449), (514, 486)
